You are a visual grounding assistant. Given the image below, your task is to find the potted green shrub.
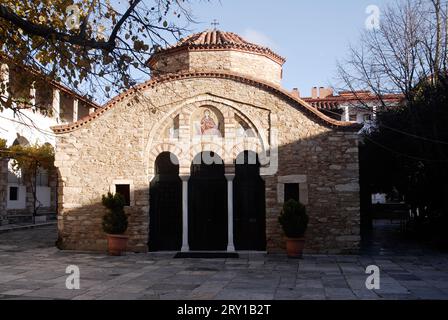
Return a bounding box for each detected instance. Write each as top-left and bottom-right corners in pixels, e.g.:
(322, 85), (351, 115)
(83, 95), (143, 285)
(278, 199), (309, 258)
(102, 192), (129, 256)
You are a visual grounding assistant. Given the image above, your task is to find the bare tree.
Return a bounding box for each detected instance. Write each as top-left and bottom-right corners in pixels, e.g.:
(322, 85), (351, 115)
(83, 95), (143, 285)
(337, 0), (448, 104)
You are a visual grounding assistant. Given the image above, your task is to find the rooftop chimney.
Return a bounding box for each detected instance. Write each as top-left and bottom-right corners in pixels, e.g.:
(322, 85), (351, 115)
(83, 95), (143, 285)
(311, 87), (318, 99)
(319, 87), (334, 99)
(291, 88), (300, 98)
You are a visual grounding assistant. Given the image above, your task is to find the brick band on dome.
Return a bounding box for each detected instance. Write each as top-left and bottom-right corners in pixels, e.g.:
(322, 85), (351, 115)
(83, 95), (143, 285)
(147, 30), (286, 66)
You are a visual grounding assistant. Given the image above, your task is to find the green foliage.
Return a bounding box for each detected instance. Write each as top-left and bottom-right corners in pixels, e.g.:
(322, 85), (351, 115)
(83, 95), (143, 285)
(278, 199), (309, 238)
(7, 143), (55, 174)
(102, 192), (128, 235)
(0, 141), (55, 216)
(0, 138), (7, 152)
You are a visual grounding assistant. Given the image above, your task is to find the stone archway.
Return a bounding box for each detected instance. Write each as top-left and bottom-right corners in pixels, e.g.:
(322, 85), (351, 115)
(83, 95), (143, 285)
(149, 152), (182, 251)
(188, 151), (228, 251)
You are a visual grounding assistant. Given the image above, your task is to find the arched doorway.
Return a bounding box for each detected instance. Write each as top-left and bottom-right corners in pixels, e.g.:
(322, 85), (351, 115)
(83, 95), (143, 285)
(189, 151), (227, 250)
(149, 152), (182, 251)
(234, 151), (266, 250)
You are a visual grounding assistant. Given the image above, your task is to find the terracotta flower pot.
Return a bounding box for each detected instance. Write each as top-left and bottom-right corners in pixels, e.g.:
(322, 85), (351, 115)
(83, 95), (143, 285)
(285, 237), (305, 258)
(107, 234), (129, 256)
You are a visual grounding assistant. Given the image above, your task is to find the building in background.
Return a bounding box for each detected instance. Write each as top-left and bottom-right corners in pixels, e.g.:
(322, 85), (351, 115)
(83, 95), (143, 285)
(0, 59), (99, 225)
(295, 87), (403, 125)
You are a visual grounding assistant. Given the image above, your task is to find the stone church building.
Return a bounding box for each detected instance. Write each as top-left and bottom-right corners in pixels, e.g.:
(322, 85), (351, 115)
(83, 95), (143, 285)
(52, 30), (361, 254)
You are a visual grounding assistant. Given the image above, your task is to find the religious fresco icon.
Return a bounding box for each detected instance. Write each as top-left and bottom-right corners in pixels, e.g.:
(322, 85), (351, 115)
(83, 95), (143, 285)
(194, 108), (222, 137)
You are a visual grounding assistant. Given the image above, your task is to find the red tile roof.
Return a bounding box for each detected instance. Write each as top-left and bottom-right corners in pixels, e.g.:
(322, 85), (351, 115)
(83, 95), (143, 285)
(302, 92), (404, 110)
(147, 30), (286, 66)
(51, 71), (362, 134)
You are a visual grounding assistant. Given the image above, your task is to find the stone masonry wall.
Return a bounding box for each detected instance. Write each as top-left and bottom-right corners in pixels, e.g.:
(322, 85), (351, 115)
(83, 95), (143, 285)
(151, 50), (282, 86)
(55, 76), (359, 253)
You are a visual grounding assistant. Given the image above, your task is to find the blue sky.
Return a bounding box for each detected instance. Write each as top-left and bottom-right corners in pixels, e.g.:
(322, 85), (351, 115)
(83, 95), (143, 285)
(182, 0), (393, 96)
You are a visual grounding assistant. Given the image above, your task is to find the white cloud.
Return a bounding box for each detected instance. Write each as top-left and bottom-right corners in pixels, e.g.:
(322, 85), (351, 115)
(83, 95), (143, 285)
(242, 29), (278, 50)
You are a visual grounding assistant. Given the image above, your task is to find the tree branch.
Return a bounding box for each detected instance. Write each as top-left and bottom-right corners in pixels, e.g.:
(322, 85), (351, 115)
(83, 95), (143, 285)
(108, 0), (142, 46)
(0, 4), (113, 50)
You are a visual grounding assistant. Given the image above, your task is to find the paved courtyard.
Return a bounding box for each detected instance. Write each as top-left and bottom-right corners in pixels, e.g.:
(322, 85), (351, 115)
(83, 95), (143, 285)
(1, 223), (448, 300)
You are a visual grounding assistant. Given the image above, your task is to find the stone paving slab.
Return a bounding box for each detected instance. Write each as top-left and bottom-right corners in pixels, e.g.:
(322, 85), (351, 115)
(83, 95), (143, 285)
(1, 225), (448, 300)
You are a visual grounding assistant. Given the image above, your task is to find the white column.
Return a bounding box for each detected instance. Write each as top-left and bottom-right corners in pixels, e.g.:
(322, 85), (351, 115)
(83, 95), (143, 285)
(52, 89), (60, 122)
(89, 107), (95, 115)
(225, 174), (235, 252)
(342, 105), (350, 121)
(73, 99), (78, 122)
(180, 175), (190, 252)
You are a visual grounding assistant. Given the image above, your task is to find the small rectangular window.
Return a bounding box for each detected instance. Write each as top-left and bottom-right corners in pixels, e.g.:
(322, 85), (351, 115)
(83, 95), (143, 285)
(9, 186), (18, 201)
(349, 114), (357, 122)
(115, 184), (131, 206)
(284, 183), (300, 202)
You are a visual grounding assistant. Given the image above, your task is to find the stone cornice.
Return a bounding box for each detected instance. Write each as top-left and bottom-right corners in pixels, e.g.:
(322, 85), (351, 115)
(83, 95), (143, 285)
(147, 44), (286, 67)
(51, 71), (362, 134)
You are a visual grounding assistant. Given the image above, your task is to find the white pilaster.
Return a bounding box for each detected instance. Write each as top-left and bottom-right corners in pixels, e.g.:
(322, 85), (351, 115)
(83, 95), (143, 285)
(343, 105), (350, 122)
(52, 89), (60, 122)
(73, 99), (78, 122)
(180, 175), (190, 252)
(225, 174), (235, 252)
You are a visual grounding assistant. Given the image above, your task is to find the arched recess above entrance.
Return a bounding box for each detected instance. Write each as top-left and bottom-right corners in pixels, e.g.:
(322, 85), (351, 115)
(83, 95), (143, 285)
(180, 99), (266, 146)
(148, 99), (264, 143)
(144, 95), (269, 171)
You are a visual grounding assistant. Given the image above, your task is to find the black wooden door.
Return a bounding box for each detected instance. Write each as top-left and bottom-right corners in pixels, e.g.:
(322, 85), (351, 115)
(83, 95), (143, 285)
(234, 152), (266, 250)
(149, 153), (182, 251)
(189, 153), (227, 250)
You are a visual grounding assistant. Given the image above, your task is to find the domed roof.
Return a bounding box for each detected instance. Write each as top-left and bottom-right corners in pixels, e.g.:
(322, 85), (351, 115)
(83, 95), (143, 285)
(177, 30), (252, 46)
(149, 29), (285, 65)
